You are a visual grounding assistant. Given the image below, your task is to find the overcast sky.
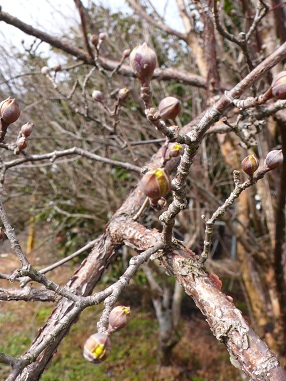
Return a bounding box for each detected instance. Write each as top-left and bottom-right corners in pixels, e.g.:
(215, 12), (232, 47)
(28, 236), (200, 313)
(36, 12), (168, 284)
(0, 0), (183, 66)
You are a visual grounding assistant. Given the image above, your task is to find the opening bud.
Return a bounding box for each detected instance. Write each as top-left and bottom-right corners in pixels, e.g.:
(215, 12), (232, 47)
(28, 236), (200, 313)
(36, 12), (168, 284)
(271, 71), (286, 99)
(139, 168), (171, 202)
(0, 97), (21, 125)
(165, 143), (183, 160)
(241, 154), (259, 176)
(118, 88), (129, 102)
(92, 90), (104, 103)
(21, 122), (34, 138)
(83, 333), (111, 364)
(264, 150), (283, 170)
(130, 42), (157, 86)
(158, 97), (181, 120)
(108, 306), (131, 334)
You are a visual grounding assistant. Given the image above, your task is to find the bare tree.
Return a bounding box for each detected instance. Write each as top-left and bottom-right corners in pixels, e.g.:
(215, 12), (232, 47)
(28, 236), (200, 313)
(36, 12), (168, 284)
(0, 1), (286, 380)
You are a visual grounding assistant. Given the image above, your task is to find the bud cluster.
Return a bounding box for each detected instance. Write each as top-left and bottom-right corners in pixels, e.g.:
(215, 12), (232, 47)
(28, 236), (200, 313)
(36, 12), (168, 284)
(83, 305), (130, 364)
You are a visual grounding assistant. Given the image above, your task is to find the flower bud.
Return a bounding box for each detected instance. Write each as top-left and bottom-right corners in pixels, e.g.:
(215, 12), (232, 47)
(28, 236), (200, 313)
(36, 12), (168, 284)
(118, 88), (129, 102)
(41, 66), (50, 75)
(241, 154), (259, 176)
(16, 136), (27, 152)
(158, 97), (181, 120)
(122, 49), (131, 59)
(21, 122), (34, 137)
(271, 71), (286, 99)
(130, 42), (157, 86)
(92, 90), (104, 103)
(83, 333), (111, 364)
(53, 63), (61, 73)
(0, 97), (21, 124)
(90, 34), (98, 46)
(165, 143), (183, 160)
(108, 306), (131, 333)
(264, 150), (283, 170)
(139, 168), (171, 201)
(99, 32), (108, 41)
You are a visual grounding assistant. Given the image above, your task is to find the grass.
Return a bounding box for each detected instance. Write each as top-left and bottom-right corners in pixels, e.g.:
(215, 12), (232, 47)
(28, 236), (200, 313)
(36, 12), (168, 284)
(0, 296), (243, 381)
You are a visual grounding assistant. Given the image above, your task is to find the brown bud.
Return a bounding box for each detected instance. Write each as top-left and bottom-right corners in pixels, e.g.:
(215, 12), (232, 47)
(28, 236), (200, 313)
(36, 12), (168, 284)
(158, 97), (181, 120)
(241, 154), (259, 176)
(139, 168), (171, 201)
(92, 90), (104, 103)
(99, 32), (108, 41)
(83, 333), (111, 364)
(264, 150), (283, 170)
(41, 66), (50, 75)
(53, 63), (61, 73)
(0, 97), (21, 125)
(16, 136), (27, 152)
(90, 34), (98, 46)
(118, 88), (129, 102)
(122, 49), (131, 59)
(130, 42), (157, 86)
(0, 227), (5, 241)
(108, 306), (131, 333)
(271, 71), (286, 99)
(21, 122), (34, 137)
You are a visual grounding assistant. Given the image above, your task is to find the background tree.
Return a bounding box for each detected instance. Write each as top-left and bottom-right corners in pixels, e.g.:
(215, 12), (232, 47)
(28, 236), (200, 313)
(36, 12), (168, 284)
(0, 1), (286, 380)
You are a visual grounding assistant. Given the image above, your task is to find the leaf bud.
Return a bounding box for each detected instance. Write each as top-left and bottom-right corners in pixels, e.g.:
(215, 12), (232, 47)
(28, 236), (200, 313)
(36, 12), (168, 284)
(83, 333), (111, 364)
(271, 71), (286, 99)
(21, 122), (34, 137)
(139, 168), (171, 202)
(122, 49), (131, 59)
(158, 97), (181, 120)
(0, 97), (21, 124)
(90, 34), (98, 46)
(41, 66), (50, 75)
(92, 90), (104, 103)
(241, 154), (259, 176)
(118, 88), (129, 102)
(130, 42), (157, 86)
(99, 32), (108, 41)
(108, 306), (131, 333)
(264, 150), (283, 170)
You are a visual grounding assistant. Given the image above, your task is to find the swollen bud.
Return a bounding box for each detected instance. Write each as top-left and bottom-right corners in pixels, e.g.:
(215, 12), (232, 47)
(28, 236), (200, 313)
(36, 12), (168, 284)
(0, 97), (21, 124)
(264, 150), (283, 170)
(16, 136), (27, 153)
(271, 71), (286, 99)
(139, 168), (171, 202)
(53, 63), (61, 73)
(41, 66), (50, 75)
(241, 155), (259, 176)
(158, 97), (181, 120)
(99, 32), (108, 41)
(21, 122), (34, 137)
(122, 49), (131, 59)
(83, 333), (111, 364)
(108, 306), (131, 334)
(118, 88), (129, 102)
(130, 42), (157, 86)
(92, 90), (104, 103)
(90, 34), (99, 46)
